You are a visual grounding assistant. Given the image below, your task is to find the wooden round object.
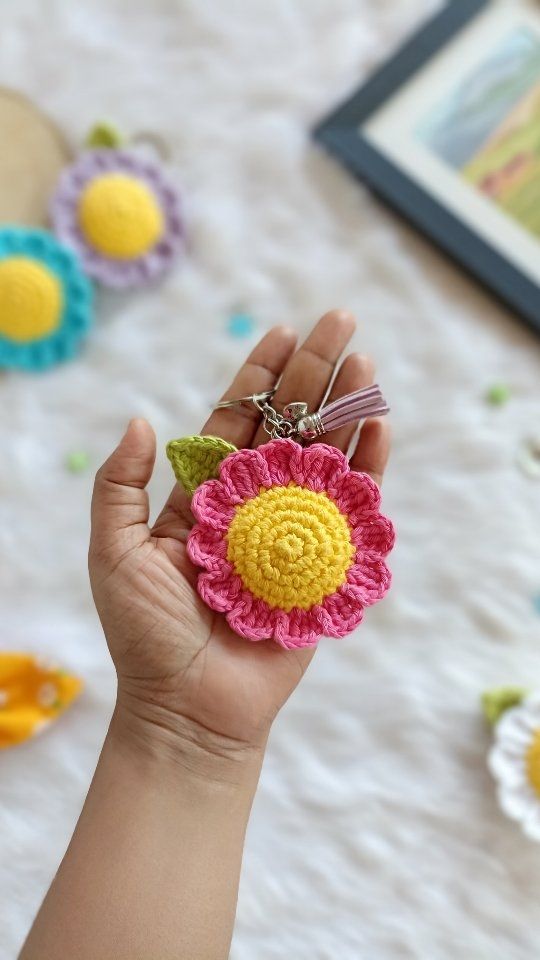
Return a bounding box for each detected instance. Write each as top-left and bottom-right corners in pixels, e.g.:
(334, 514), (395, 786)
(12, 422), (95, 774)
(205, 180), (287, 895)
(0, 88), (71, 227)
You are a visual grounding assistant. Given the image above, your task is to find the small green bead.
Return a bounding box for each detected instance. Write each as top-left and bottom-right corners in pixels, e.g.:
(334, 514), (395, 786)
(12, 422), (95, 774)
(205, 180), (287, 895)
(227, 312), (256, 339)
(485, 383), (511, 407)
(65, 450), (90, 474)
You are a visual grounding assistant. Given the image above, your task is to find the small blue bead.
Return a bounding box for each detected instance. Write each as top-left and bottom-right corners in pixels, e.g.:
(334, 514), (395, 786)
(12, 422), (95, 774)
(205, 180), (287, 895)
(227, 311), (256, 339)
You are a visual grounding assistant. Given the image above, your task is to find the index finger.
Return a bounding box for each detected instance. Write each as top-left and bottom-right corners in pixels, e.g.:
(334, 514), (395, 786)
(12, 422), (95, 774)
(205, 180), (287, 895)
(151, 325), (296, 538)
(201, 325), (297, 449)
(252, 309), (356, 447)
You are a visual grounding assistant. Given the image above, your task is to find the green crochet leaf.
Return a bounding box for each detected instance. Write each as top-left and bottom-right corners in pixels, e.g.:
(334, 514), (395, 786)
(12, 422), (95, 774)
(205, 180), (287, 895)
(166, 435), (237, 496)
(85, 121), (124, 149)
(481, 687), (528, 727)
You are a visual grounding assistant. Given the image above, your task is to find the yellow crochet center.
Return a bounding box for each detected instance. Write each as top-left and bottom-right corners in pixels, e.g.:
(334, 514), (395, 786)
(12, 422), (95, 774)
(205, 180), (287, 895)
(0, 257), (62, 343)
(78, 173), (164, 259)
(226, 484), (354, 612)
(526, 729), (540, 798)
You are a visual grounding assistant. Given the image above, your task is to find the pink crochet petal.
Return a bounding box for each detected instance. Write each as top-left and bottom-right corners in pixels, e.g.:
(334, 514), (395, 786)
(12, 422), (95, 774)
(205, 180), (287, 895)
(219, 447), (272, 502)
(191, 479), (235, 530)
(318, 587), (365, 637)
(333, 470), (381, 522)
(350, 513), (395, 556)
(198, 564), (243, 613)
(187, 524), (227, 570)
(226, 594), (276, 642)
(260, 438), (303, 486)
(346, 556), (392, 605)
(300, 443), (349, 494)
(273, 607), (323, 649)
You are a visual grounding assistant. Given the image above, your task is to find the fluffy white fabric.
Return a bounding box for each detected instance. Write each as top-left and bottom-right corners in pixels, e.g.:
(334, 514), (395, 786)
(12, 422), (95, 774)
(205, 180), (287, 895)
(1, 1), (540, 956)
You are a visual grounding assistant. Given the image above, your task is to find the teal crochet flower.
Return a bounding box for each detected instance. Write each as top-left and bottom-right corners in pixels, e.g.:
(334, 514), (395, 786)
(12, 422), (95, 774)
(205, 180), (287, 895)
(0, 227), (93, 371)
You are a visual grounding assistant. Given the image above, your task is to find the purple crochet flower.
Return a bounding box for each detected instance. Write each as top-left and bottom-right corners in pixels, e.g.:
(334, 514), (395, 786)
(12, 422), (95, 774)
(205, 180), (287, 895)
(50, 149), (183, 289)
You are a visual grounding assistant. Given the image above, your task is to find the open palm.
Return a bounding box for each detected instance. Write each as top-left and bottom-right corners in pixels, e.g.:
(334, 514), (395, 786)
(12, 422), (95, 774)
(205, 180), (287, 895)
(89, 310), (391, 757)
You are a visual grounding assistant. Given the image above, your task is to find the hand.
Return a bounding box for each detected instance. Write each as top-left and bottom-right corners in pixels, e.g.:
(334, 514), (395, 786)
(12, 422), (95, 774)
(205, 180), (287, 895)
(89, 310), (391, 773)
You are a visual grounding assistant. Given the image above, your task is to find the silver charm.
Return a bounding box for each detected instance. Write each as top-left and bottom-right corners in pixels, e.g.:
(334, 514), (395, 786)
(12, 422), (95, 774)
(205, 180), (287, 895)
(214, 384), (389, 441)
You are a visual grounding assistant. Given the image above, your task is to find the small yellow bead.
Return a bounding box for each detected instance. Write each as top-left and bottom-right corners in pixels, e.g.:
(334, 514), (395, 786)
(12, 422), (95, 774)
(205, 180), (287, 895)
(78, 173), (164, 259)
(0, 257), (63, 343)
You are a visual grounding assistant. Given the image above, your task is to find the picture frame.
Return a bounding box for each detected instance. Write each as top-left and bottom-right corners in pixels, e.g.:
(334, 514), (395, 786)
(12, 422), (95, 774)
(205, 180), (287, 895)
(314, 0), (540, 334)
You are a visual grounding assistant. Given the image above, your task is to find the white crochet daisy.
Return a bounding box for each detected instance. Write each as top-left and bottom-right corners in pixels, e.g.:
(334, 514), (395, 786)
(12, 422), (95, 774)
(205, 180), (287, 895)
(489, 693), (540, 841)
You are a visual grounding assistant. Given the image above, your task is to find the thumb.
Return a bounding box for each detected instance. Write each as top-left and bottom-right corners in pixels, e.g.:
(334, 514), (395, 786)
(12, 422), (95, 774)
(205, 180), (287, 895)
(91, 418), (156, 552)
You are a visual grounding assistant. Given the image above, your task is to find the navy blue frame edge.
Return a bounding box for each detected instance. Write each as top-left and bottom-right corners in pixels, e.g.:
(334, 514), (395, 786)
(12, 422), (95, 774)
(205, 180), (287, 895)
(314, 0), (540, 333)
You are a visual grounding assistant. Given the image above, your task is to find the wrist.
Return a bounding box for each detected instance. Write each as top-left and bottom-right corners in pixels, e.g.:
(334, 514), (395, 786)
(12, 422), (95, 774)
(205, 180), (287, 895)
(109, 691), (267, 794)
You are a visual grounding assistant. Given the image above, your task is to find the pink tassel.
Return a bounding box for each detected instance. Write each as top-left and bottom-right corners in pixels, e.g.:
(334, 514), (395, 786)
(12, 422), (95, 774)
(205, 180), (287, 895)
(296, 385), (389, 440)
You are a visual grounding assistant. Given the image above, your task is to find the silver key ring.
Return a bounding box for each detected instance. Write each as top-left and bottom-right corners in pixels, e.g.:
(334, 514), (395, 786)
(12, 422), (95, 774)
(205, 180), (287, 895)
(213, 389), (276, 411)
(213, 384), (389, 442)
(214, 389), (297, 439)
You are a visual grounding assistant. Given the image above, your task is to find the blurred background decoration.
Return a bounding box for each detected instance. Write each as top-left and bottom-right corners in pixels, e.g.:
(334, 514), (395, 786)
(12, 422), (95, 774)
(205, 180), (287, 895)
(316, 0), (540, 330)
(0, 88), (70, 226)
(0, 2), (539, 959)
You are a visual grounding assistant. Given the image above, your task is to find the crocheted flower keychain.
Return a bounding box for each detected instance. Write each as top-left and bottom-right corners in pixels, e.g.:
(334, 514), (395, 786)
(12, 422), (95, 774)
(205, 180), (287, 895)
(51, 124), (183, 289)
(483, 687), (540, 841)
(0, 227), (93, 370)
(167, 385), (395, 650)
(0, 119), (183, 370)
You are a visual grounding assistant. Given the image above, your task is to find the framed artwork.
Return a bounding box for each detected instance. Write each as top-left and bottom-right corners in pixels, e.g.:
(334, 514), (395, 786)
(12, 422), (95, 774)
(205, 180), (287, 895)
(315, 0), (540, 333)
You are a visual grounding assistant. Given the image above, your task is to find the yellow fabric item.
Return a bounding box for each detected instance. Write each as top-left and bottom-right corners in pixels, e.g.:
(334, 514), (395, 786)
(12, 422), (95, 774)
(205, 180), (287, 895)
(0, 653), (82, 749)
(526, 729), (540, 798)
(0, 257), (63, 342)
(226, 484), (354, 612)
(78, 173), (164, 259)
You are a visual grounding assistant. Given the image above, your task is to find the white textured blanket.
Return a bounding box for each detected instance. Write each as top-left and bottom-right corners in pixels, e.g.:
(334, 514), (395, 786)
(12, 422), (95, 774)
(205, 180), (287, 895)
(1, 1), (540, 957)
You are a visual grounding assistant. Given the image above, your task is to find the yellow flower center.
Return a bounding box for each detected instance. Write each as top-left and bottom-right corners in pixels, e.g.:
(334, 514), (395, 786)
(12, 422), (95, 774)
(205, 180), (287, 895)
(226, 484), (354, 612)
(526, 729), (540, 798)
(0, 257), (63, 343)
(78, 173), (164, 259)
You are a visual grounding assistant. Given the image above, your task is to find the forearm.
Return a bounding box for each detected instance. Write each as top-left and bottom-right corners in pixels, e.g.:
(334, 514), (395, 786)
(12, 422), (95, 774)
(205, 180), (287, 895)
(20, 706), (264, 960)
